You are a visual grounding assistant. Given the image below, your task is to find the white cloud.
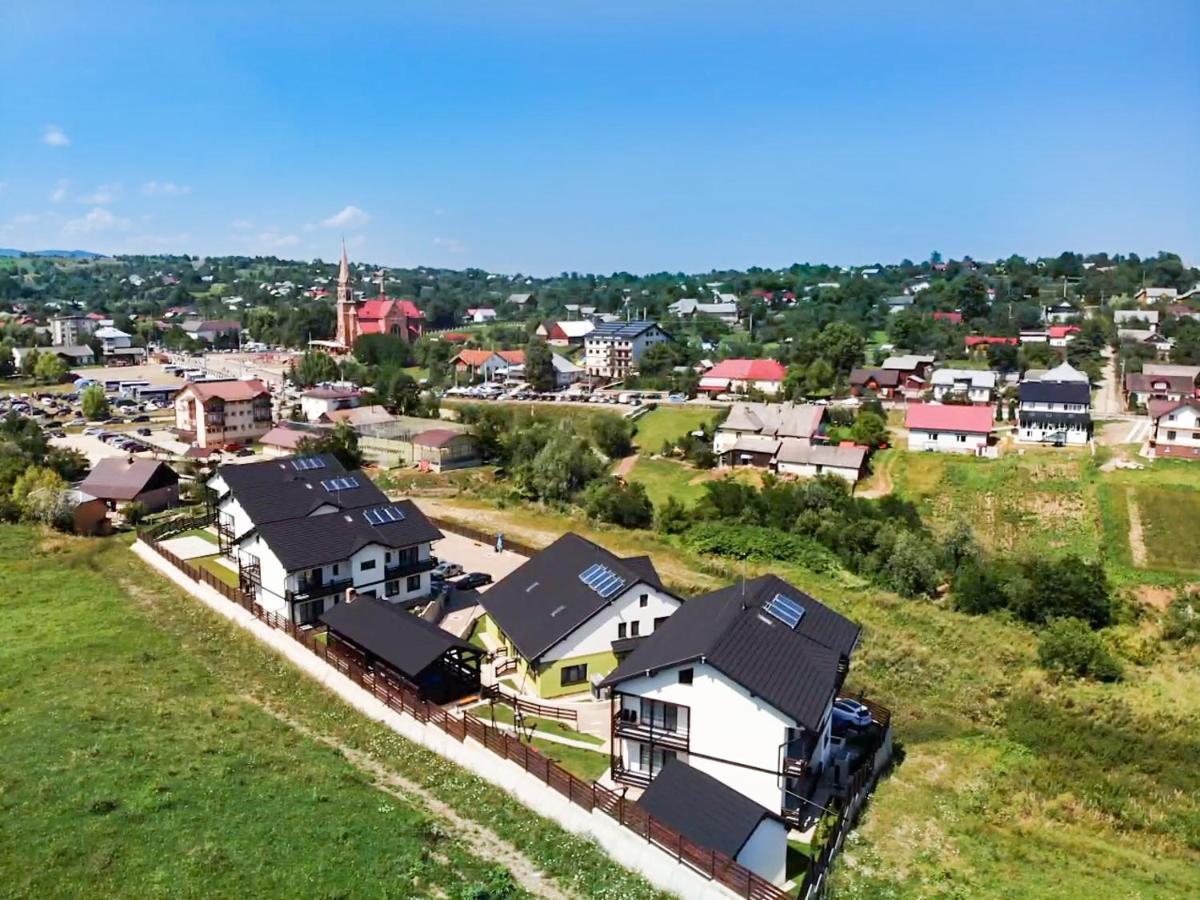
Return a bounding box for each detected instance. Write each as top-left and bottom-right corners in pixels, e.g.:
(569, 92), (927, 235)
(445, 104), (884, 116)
(63, 207), (132, 235)
(50, 179), (69, 203)
(12, 213), (45, 225)
(42, 124), (70, 147)
(230, 218), (255, 230)
(251, 231), (301, 250)
(142, 180), (191, 196)
(78, 183), (122, 204)
(322, 205), (370, 229)
(432, 236), (466, 254)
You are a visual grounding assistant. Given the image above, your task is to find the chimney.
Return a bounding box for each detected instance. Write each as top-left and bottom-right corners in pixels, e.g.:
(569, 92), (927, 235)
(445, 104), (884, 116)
(344, 587), (357, 605)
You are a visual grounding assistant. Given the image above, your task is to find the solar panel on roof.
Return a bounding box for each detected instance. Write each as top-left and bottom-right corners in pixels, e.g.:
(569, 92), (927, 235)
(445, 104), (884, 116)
(763, 592), (806, 629)
(291, 456), (326, 471)
(363, 505), (405, 526)
(578, 563), (627, 599)
(321, 475), (359, 492)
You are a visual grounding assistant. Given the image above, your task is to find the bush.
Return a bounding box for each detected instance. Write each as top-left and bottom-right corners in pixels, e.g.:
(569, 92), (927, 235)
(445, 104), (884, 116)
(951, 555), (1113, 628)
(589, 416), (635, 458)
(1037, 618), (1123, 681)
(582, 479), (653, 529)
(879, 529), (942, 598)
(682, 522), (841, 574)
(1162, 591), (1200, 645)
(654, 495), (690, 534)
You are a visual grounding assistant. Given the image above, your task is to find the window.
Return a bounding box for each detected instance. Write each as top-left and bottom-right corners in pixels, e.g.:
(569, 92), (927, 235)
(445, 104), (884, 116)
(386, 580), (400, 597)
(637, 744), (676, 774)
(678, 668), (693, 685)
(1168, 430), (1177, 441)
(639, 698), (679, 732)
(630, 621), (640, 637)
(560, 663), (588, 686)
(360, 559), (376, 571)
(956, 434), (966, 442)
(639, 594), (648, 608)
(407, 574), (421, 592)
(332, 564), (339, 576)
(385, 551), (393, 565)
(618, 622), (627, 639)
(654, 616), (668, 631)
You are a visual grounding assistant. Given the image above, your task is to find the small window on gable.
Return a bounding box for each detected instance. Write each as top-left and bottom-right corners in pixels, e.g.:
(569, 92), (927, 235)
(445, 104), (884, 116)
(618, 622), (627, 639)
(639, 594), (648, 607)
(678, 668), (693, 685)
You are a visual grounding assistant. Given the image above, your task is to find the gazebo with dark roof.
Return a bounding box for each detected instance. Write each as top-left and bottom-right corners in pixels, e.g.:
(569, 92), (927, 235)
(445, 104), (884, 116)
(320, 595), (483, 704)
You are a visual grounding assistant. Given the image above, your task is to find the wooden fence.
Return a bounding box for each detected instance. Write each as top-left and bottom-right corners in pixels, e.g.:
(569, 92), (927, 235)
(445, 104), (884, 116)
(137, 526), (789, 900)
(482, 683), (579, 724)
(427, 515), (538, 557)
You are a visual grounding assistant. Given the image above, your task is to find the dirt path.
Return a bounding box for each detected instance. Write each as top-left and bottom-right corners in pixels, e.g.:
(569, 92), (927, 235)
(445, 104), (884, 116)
(1095, 349), (1124, 418)
(1127, 490), (1148, 567)
(856, 451), (896, 499)
(247, 698), (572, 900)
(611, 453), (639, 478)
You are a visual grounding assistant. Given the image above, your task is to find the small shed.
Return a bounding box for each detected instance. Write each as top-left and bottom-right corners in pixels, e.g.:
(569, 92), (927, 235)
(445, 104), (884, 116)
(320, 596), (483, 704)
(411, 428), (481, 472)
(79, 457), (180, 514)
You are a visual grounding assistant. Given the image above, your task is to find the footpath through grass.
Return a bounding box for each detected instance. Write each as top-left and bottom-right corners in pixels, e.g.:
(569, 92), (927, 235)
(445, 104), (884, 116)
(0, 527), (667, 900)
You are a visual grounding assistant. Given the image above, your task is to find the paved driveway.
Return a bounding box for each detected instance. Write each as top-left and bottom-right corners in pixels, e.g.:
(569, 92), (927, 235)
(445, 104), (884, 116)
(433, 530), (527, 584)
(51, 433), (143, 466)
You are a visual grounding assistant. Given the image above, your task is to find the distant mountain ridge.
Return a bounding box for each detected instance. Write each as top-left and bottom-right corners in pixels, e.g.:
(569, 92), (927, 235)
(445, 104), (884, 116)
(0, 248), (106, 259)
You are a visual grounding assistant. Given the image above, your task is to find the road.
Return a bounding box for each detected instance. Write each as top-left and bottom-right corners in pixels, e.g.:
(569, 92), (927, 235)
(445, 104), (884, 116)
(1093, 348), (1124, 418)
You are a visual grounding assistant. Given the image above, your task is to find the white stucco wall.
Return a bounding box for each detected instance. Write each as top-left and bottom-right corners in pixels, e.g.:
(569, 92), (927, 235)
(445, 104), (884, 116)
(908, 428), (988, 454)
(775, 460), (859, 482)
(542, 583), (680, 662)
(736, 818), (788, 885)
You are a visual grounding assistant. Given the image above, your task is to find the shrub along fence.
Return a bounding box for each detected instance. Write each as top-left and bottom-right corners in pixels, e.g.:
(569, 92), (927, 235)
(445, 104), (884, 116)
(137, 523), (788, 900)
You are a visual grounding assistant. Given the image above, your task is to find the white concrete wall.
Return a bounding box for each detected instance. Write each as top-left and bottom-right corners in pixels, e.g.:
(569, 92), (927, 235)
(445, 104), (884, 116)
(616, 662), (794, 812)
(775, 460), (859, 482)
(542, 583), (680, 662)
(908, 428), (988, 454)
(737, 818), (788, 885)
(1156, 406), (1200, 448)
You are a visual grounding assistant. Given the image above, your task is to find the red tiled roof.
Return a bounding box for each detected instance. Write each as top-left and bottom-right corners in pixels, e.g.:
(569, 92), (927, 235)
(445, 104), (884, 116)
(703, 358), (787, 382)
(905, 403), (995, 433)
(259, 424), (309, 449)
(932, 311), (963, 324)
(180, 378), (269, 403)
(965, 335), (1018, 347)
(497, 350), (525, 364)
(1048, 325), (1081, 338)
(453, 349), (496, 367)
(358, 297), (422, 320)
(1149, 397), (1200, 421)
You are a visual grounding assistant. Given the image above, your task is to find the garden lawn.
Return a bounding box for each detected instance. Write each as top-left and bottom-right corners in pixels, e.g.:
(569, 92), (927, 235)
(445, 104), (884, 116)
(0, 527), (667, 900)
(192, 553), (240, 588)
(625, 457), (711, 509)
(482, 702), (606, 746)
(633, 406), (719, 455)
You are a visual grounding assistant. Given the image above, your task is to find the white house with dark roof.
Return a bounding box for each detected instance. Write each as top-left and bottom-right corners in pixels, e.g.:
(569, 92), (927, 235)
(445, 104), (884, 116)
(583, 321), (671, 379)
(930, 368), (998, 404)
(601, 575), (869, 842)
(475, 533), (681, 699)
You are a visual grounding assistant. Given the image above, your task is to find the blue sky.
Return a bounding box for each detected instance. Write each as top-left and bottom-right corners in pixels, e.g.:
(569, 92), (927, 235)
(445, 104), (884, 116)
(1, 1), (1197, 274)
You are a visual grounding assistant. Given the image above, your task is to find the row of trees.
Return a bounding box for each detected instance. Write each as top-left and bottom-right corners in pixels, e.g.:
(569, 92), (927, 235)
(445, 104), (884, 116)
(0, 414), (90, 525)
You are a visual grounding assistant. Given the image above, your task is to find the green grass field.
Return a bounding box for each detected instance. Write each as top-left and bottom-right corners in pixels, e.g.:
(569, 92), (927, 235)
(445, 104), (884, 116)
(192, 553), (240, 587)
(632, 406), (720, 454)
(1098, 459), (1200, 579)
(0, 527), (666, 899)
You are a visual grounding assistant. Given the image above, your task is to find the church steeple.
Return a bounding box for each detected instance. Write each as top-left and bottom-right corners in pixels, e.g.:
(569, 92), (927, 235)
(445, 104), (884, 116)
(335, 240), (357, 348)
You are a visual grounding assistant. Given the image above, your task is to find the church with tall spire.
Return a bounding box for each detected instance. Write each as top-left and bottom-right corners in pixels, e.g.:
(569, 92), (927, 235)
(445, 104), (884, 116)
(333, 243), (423, 349)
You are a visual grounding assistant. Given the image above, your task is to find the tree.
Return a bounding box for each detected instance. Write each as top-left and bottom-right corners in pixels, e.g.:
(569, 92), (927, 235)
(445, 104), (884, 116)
(11, 465), (68, 526)
(524, 338), (557, 393)
(20, 347), (39, 378)
(123, 501), (148, 526)
(955, 273), (991, 320)
(378, 368), (423, 416)
(583, 478), (654, 528)
(1162, 590), (1200, 645)
(81, 384), (110, 421)
(636, 342), (677, 380)
(811, 322), (864, 377)
(514, 432), (603, 503)
(33, 352), (68, 384)
(849, 410), (888, 447)
(591, 415), (636, 458)
(290, 350), (339, 388)
(297, 422), (363, 469)
(882, 530), (942, 598)
(1037, 618), (1122, 681)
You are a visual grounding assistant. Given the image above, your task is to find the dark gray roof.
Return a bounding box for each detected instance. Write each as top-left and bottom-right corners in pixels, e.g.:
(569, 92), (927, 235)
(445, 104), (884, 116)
(636, 759), (781, 858)
(1019, 381), (1091, 405)
(215, 454), (388, 526)
(588, 320), (665, 341)
(320, 596), (475, 678)
(480, 533), (669, 662)
(80, 458), (178, 501)
(249, 499), (442, 571)
(850, 367), (902, 389)
(602, 575), (860, 731)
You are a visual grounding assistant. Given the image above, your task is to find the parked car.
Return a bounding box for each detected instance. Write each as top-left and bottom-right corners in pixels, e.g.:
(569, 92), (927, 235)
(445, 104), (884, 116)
(453, 572), (493, 591)
(136, 427), (152, 436)
(831, 698), (872, 729)
(131, 414), (150, 423)
(433, 561), (465, 579)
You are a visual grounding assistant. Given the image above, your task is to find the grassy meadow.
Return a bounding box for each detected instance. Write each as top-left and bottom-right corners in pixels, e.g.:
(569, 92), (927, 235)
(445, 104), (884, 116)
(0, 526), (666, 900)
(632, 406), (720, 454)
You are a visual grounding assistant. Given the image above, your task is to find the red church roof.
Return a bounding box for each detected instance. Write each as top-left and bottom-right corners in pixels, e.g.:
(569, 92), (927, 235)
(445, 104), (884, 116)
(932, 311), (963, 324)
(358, 298), (422, 321)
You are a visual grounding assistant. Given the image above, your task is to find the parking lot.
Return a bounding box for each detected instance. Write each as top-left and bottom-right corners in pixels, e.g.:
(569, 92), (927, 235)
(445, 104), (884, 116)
(431, 530), (527, 637)
(51, 432), (149, 466)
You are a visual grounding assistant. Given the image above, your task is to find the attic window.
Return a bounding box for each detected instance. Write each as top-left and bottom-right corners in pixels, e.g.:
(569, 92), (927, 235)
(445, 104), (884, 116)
(763, 592), (806, 629)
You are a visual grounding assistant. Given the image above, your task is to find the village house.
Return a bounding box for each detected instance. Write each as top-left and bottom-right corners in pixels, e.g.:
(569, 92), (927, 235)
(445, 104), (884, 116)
(94, 325), (132, 355)
(883, 295), (914, 314)
(698, 358), (787, 396)
(79, 457), (180, 516)
(502, 353), (585, 388)
(1118, 327), (1175, 359)
(601, 574), (871, 884)
(465, 307), (497, 323)
(181, 319), (242, 344)
(1044, 302), (1079, 323)
(300, 385), (362, 422)
(1017, 366), (1092, 446)
(1123, 371), (1196, 408)
(906, 403), (995, 454)
(535, 319), (595, 347)
(1135, 286), (1178, 306)
(583, 321), (671, 379)
(1047, 325), (1081, 348)
(49, 314), (96, 346)
(1148, 397), (1200, 460)
(1114, 309), (1160, 327)
(451, 348), (526, 381)
(173, 378), (273, 449)
(475, 533), (682, 699)
(667, 297), (740, 325)
(964, 335), (1018, 356)
(506, 292), (534, 308)
(930, 368), (998, 404)
(713, 402), (824, 459)
(848, 367), (923, 400)
(258, 421), (317, 458)
(410, 428), (482, 471)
